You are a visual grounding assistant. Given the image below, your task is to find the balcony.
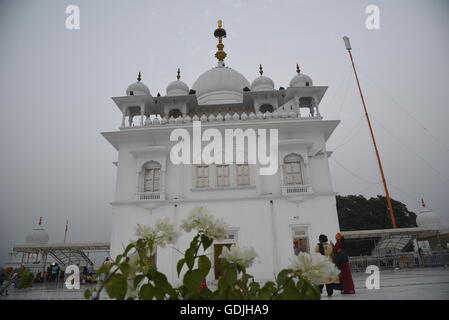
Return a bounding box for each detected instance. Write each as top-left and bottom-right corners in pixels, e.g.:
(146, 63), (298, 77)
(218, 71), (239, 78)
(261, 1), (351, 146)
(281, 184), (312, 196)
(137, 191), (165, 201)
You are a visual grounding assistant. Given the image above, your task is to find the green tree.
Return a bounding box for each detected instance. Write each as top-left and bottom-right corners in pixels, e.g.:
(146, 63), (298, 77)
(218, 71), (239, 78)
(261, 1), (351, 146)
(336, 195), (417, 231)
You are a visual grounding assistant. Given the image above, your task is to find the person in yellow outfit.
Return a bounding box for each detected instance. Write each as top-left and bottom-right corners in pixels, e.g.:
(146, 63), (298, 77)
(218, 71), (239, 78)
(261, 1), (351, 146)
(315, 234), (339, 297)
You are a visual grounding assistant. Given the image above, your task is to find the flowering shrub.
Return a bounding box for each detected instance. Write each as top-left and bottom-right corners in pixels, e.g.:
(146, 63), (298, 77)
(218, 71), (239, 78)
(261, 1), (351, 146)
(219, 245), (257, 268)
(85, 207), (337, 300)
(290, 252), (340, 285)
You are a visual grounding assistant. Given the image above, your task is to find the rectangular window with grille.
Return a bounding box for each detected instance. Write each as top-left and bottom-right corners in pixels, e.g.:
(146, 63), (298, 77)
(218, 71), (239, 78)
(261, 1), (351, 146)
(284, 162), (303, 185)
(236, 164), (250, 185)
(196, 166), (209, 188)
(216, 165), (230, 187)
(144, 168), (160, 192)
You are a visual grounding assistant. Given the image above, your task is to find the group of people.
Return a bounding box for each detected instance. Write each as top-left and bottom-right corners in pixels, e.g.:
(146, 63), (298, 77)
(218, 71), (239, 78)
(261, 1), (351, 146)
(315, 233), (355, 297)
(41, 263), (63, 282)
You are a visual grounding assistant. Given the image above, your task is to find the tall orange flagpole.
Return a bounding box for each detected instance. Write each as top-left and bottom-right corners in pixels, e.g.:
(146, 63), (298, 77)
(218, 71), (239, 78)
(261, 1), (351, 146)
(343, 36), (397, 229)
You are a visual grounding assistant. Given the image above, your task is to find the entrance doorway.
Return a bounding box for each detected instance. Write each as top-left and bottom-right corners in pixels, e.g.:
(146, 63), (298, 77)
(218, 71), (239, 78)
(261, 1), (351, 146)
(292, 226), (310, 255)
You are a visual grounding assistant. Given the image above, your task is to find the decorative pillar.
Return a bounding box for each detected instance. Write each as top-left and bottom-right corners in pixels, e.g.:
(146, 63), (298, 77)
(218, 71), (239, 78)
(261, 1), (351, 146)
(305, 161), (312, 186)
(161, 170), (166, 199)
(121, 114), (126, 127)
(270, 200), (280, 274)
(140, 105), (144, 126)
(313, 98), (320, 117)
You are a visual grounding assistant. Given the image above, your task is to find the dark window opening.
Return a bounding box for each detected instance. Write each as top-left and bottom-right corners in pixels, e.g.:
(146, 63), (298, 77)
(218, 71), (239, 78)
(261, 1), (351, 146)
(168, 109), (182, 119)
(259, 104), (274, 114)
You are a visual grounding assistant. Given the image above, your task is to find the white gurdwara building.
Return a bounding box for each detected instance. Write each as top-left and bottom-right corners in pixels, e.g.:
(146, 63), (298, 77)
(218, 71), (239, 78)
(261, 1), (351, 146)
(102, 21), (341, 282)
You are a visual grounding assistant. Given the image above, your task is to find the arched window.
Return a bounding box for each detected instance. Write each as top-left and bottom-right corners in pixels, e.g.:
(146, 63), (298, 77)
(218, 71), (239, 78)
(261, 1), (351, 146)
(168, 109), (182, 119)
(283, 153), (303, 185)
(143, 161), (161, 192)
(259, 104), (274, 114)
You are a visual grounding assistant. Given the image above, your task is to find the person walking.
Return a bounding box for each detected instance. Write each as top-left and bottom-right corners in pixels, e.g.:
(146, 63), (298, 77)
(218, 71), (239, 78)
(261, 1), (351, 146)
(315, 234), (339, 297)
(334, 233), (355, 294)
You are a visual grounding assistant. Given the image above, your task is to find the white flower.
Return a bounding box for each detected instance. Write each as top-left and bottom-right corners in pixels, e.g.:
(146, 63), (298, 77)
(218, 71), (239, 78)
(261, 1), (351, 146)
(135, 218), (181, 253)
(219, 245), (258, 268)
(290, 252), (340, 285)
(180, 206), (229, 241)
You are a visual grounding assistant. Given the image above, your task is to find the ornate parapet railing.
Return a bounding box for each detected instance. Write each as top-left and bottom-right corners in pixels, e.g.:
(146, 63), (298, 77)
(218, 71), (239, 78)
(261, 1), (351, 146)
(137, 191), (165, 201)
(121, 110), (323, 129)
(281, 184), (312, 196)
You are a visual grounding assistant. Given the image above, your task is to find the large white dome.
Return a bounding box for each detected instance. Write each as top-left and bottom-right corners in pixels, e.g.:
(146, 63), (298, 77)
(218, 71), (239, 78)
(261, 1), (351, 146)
(416, 208), (441, 229)
(192, 65), (250, 105)
(26, 227), (49, 244)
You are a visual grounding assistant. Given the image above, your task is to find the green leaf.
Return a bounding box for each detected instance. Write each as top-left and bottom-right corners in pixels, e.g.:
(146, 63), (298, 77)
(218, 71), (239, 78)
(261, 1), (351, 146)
(276, 269), (291, 287)
(201, 234), (213, 251)
(183, 269), (203, 292)
(154, 272), (173, 294)
(124, 243), (135, 255)
(282, 286), (302, 300)
(140, 284), (154, 300)
(177, 258), (185, 276)
(133, 275), (145, 288)
(224, 265), (237, 287)
(115, 254), (123, 264)
(153, 286), (166, 300)
(95, 263), (112, 278)
(258, 281), (276, 300)
(105, 274), (127, 300)
(198, 255), (211, 278)
(119, 263), (131, 277)
(298, 279), (321, 300)
(84, 289), (92, 300)
(185, 248), (195, 270)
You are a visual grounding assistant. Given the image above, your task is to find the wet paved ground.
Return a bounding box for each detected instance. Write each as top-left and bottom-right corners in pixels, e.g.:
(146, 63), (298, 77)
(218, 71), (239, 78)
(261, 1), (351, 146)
(1, 267), (448, 300)
(321, 267), (449, 300)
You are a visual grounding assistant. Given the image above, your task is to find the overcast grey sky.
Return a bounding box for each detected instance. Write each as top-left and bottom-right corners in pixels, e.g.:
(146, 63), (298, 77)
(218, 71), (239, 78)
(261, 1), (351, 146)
(1, 0), (448, 265)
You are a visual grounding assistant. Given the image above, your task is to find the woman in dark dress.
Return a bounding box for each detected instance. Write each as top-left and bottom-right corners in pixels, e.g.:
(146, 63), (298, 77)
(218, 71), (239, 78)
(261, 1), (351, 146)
(334, 233), (355, 294)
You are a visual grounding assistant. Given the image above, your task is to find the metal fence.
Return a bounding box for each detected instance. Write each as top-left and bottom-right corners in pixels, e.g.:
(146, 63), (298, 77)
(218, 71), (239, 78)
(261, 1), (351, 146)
(348, 251), (449, 272)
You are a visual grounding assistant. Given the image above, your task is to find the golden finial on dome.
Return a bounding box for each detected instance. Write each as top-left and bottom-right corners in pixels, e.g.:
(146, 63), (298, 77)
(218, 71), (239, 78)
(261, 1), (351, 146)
(421, 198), (426, 208)
(214, 19), (227, 63)
(177, 68), (181, 80)
(38, 216), (42, 226)
(259, 64), (263, 75)
(137, 71), (142, 82)
(296, 63), (301, 74)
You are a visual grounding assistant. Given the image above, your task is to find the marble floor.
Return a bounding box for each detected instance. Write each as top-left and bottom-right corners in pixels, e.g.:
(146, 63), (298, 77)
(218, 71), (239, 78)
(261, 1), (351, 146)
(1, 267), (448, 300)
(321, 266), (449, 300)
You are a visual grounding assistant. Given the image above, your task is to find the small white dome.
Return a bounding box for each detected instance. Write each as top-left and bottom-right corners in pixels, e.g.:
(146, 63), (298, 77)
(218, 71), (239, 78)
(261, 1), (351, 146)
(26, 227), (49, 244)
(416, 208), (441, 229)
(166, 80), (189, 96)
(126, 73), (151, 96)
(192, 65), (250, 105)
(290, 73), (313, 87)
(251, 75), (275, 92)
